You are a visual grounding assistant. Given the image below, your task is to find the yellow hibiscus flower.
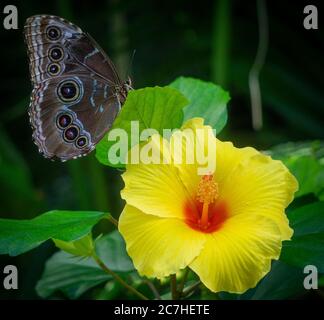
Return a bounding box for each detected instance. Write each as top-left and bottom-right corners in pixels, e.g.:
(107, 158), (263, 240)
(118, 118), (298, 293)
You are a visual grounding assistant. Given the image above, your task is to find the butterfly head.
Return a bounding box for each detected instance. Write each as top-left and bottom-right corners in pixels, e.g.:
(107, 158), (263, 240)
(124, 77), (133, 91)
(119, 77), (133, 102)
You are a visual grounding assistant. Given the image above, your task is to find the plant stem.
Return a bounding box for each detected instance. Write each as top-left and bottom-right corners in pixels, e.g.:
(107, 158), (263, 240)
(211, 0), (231, 87)
(92, 254), (148, 300)
(170, 274), (178, 300)
(178, 268), (190, 298)
(144, 280), (161, 300)
(182, 281), (201, 298)
(106, 214), (119, 227)
(249, 0), (268, 130)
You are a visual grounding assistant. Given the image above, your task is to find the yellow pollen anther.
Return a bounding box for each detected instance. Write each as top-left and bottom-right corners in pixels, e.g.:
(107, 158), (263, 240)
(196, 175), (219, 228)
(197, 175), (219, 204)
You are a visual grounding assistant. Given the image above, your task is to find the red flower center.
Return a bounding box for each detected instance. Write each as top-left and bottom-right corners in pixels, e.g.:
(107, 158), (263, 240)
(184, 175), (228, 233)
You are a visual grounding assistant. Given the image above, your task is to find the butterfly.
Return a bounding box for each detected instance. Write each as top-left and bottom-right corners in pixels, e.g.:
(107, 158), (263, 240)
(24, 15), (132, 161)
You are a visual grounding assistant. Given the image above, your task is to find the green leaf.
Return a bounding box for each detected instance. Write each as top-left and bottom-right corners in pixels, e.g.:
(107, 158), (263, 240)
(287, 193), (319, 212)
(319, 275), (324, 287)
(269, 141), (324, 160)
(96, 230), (134, 272)
(169, 77), (230, 132)
(96, 86), (188, 167)
(246, 261), (307, 299)
(94, 280), (124, 300)
(36, 230), (134, 299)
(284, 156), (324, 199)
(0, 210), (108, 256)
(36, 250), (111, 299)
(53, 233), (95, 257)
(281, 234), (324, 272)
(288, 201), (324, 237)
(280, 202), (324, 272)
(219, 261), (307, 300)
(268, 141), (324, 199)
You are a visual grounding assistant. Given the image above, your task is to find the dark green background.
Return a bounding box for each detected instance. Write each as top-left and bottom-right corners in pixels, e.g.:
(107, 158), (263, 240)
(0, 0), (323, 299)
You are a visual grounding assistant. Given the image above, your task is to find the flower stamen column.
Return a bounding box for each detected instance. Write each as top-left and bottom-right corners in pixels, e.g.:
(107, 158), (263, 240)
(196, 175), (219, 229)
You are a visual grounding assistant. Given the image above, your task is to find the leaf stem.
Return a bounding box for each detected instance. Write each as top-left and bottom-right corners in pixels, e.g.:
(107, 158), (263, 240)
(170, 274), (179, 300)
(106, 214), (119, 227)
(92, 253), (148, 300)
(178, 268), (190, 298)
(144, 280), (161, 300)
(182, 281), (201, 298)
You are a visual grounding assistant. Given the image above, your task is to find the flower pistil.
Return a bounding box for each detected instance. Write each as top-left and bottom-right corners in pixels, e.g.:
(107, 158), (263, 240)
(196, 175), (219, 229)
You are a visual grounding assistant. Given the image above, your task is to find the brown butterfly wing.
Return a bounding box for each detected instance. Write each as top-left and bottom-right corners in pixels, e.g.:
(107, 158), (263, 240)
(24, 15), (126, 160)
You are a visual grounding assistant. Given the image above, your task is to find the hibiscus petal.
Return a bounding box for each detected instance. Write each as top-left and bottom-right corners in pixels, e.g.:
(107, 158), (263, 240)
(189, 213), (282, 293)
(215, 140), (259, 184)
(121, 135), (190, 219)
(170, 118), (217, 197)
(170, 119), (259, 198)
(219, 152), (298, 239)
(119, 205), (207, 279)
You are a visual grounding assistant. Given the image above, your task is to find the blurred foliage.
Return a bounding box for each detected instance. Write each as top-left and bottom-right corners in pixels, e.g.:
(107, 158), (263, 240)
(0, 0), (323, 299)
(281, 201), (324, 272)
(36, 231), (134, 299)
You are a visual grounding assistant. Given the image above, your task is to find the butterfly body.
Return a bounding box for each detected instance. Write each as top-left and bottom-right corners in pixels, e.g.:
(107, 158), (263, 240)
(24, 15), (131, 161)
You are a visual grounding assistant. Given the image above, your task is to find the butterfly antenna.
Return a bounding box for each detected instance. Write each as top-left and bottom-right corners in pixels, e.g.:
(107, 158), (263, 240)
(125, 49), (136, 79)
